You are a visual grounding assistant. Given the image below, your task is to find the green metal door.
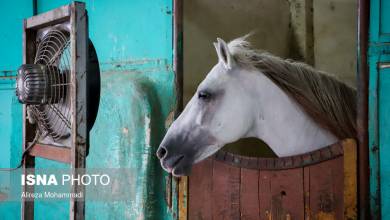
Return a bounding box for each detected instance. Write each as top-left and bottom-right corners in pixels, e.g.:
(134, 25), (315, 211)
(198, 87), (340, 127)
(0, 1), (180, 219)
(369, 0), (390, 219)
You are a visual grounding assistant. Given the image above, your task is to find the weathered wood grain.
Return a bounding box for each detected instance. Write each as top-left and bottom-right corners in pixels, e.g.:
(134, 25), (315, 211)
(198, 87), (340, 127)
(240, 168), (260, 220)
(212, 160), (241, 220)
(189, 158), (213, 220)
(259, 169), (304, 220)
(187, 140), (357, 220)
(306, 157), (344, 220)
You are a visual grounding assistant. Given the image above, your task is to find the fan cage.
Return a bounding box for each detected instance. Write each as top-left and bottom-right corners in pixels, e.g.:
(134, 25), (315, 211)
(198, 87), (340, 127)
(29, 28), (72, 141)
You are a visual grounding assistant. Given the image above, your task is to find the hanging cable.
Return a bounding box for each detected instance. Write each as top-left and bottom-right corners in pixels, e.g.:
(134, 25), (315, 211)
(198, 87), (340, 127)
(0, 130), (40, 171)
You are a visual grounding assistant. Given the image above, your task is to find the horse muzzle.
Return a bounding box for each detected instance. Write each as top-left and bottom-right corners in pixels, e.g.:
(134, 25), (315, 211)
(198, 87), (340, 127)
(156, 144), (191, 176)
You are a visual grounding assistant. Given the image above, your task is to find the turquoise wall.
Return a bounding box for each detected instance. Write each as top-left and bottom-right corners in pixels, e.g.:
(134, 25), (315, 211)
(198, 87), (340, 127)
(0, 1), (32, 219)
(0, 1), (177, 219)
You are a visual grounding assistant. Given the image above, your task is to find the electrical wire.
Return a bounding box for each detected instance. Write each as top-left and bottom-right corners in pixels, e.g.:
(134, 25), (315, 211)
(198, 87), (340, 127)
(0, 130), (40, 171)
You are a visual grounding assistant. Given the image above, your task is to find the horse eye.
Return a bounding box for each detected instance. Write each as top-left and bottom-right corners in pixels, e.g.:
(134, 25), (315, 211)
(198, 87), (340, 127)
(198, 91), (211, 100)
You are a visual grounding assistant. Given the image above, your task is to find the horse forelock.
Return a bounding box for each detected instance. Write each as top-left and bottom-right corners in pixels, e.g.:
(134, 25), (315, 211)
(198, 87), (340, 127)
(227, 35), (357, 139)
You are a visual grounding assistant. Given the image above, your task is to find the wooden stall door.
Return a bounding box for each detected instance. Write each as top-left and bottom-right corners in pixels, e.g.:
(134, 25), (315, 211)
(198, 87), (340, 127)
(188, 139), (357, 220)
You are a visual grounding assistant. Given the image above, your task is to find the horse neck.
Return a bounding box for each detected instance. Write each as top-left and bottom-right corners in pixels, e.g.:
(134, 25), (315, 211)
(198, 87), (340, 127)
(244, 69), (338, 157)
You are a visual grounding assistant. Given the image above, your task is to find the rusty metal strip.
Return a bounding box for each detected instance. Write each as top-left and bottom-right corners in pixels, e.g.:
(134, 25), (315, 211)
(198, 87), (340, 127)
(28, 143), (71, 163)
(213, 139), (351, 170)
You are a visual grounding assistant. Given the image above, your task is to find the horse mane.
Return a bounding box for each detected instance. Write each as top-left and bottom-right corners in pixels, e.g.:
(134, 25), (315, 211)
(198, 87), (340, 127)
(227, 35), (356, 139)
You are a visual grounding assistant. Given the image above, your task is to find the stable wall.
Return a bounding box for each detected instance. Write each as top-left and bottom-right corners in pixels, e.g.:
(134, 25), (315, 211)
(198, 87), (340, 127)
(183, 0), (291, 103)
(313, 0), (357, 86)
(184, 0), (357, 102)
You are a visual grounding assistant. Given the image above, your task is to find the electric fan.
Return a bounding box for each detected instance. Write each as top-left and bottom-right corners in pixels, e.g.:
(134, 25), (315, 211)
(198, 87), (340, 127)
(16, 3), (96, 219)
(16, 14), (100, 151)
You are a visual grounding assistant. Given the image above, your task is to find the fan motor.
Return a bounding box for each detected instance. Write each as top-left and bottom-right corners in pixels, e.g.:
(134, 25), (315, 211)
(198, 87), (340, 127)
(16, 64), (67, 105)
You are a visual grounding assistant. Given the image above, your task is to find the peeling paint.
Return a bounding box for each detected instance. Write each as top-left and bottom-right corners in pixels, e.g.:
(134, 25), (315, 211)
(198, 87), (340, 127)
(100, 58), (173, 76)
(144, 115), (151, 147)
(122, 127), (129, 135)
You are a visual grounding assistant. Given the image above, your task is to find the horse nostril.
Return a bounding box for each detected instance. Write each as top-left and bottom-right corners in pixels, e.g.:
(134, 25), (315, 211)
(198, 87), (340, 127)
(156, 146), (167, 159)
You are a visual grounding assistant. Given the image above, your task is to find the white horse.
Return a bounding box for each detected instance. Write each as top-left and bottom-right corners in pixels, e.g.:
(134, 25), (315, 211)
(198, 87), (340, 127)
(157, 35), (356, 176)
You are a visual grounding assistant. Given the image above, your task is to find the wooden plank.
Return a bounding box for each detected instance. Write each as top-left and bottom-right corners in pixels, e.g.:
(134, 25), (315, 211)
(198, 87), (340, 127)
(188, 158), (213, 220)
(26, 4), (70, 29)
(29, 144), (71, 163)
(260, 169), (304, 220)
(304, 167), (311, 220)
(274, 169), (304, 220)
(178, 176), (188, 220)
(259, 170), (272, 220)
(212, 160), (240, 220)
(308, 157), (344, 220)
(70, 2), (87, 220)
(240, 168), (260, 220)
(188, 140), (353, 220)
(172, 176), (180, 220)
(343, 139), (357, 219)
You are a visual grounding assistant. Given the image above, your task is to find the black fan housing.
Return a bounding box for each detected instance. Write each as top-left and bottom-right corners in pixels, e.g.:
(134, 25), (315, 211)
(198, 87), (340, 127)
(16, 64), (67, 105)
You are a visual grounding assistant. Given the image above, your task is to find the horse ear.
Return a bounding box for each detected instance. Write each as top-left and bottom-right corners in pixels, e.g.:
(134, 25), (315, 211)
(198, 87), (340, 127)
(214, 38), (235, 70)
